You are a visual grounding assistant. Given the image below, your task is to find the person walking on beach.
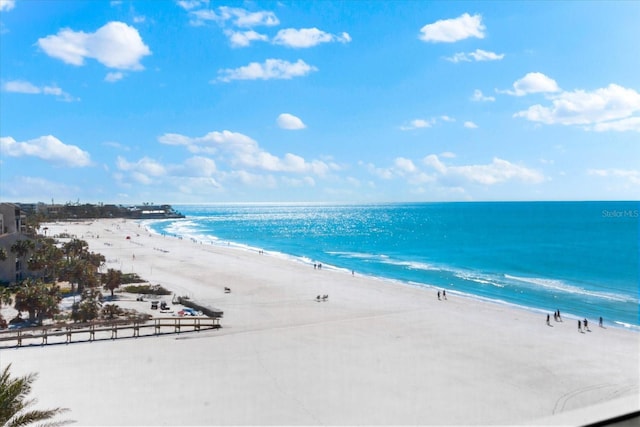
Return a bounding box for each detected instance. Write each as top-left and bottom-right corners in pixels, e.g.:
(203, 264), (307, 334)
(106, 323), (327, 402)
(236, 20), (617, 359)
(437, 291), (441, 300)
(442, 290), (447, 300)
(546, 314), (550, 326)
(578, 320), (582, 332)
(599, 316), (603, 327)
(583, 318), (589, 331)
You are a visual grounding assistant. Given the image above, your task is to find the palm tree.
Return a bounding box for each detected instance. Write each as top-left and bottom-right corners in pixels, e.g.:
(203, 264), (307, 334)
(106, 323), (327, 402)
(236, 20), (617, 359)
(10, 240), (35, 282)
(62, 239), (87, 261)
(13, 279), (62, 325)
(0, 364), (69, 427)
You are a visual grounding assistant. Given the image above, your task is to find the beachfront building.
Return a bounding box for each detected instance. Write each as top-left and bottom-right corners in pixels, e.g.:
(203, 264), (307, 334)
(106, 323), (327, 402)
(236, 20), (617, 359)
(0, 203), (30, 285)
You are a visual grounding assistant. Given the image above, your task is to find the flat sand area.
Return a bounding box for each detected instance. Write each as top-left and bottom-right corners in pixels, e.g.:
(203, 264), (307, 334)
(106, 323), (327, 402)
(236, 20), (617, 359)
(2, 219), (638, 425)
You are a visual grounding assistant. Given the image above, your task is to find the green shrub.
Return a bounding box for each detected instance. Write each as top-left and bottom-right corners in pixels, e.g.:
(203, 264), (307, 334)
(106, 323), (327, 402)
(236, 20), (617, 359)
(123, 284), (171, 295)
(121, 273), (146, 284)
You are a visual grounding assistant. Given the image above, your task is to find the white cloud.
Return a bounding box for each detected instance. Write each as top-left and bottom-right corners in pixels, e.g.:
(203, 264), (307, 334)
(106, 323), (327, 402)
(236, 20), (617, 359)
(419, 13), (485, 43)
(588, 168), (640, 185)
(277, 113), (306, 130)
(216, 59), (317, 82)
(446, 49), (504, 63)
(400, 116), (455, 130)
(394, 157), (418, 174)
(273, 28), (351, 48)
(590, 117), (640, 132)
(116, 156), (167, 184)
(3, 80), (40, 94)
(176, 0), (208, 11)
(37, 21), (151, 70)
(514, 84), (640, 131)
(471, 89), (495, 102)
(0, 0), (15, 12)
(189, 6), (278, 27)
(2, 79), (75, 101)
(400, 119), (433, 130)
(0, 135), (91, 167)
(501, 72), (560, 96)
(180, 156), (217, 177)
(464, 121), (478, 129)
(423, 155), (544, 185)
(105, 71), (124, 82)
(158, 130), (337, 176)
(225, 30), (268, 47)
(220, 6), (279, 27)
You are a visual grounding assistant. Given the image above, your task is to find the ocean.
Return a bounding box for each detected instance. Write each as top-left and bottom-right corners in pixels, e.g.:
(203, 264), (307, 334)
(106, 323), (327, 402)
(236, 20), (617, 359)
(146, 201), (639, 330)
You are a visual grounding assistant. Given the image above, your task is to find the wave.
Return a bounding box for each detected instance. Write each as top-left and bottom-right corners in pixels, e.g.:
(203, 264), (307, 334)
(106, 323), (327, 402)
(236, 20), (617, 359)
(504, 274), (638, 304)
(327, 251), (390, 261)
(454, 271), (505, 288)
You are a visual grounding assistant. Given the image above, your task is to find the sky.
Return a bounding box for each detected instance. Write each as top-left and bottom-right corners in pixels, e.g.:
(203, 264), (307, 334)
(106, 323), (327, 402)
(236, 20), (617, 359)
(1, 0), (639, 204)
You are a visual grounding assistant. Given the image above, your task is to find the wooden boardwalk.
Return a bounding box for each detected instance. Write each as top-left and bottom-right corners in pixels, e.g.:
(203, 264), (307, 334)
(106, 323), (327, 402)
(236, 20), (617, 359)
(0, 317), (221, 348)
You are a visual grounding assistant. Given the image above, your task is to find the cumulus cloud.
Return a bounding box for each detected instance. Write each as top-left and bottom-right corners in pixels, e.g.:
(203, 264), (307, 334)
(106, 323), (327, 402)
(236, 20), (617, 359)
(273, 28), (351, 48)
(2, 79), (75, 101)
(116, 156), (166, 184)
(446, 49), (504, 63)
(501, 72), (560, 96)
(419, 13), (485, 43)
(471, 89), (495, 102)
(158, 130), (337, 176)
(216, 59), (317, 82)
(514, 83), (640, 131)
(0, 135), (91, 167)
(423, 155), (544, 185)
(277, 113), (306, 130)
(0, 0), (15, 12)
(225, 30), (268, 47)
(37, 21), (151, 70)
(464, 121), (478, 129)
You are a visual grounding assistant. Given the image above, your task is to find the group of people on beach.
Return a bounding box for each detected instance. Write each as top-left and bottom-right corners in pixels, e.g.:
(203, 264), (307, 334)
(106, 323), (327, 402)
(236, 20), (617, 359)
(437, 290), (447, 300)
(546, 309), (605, 332)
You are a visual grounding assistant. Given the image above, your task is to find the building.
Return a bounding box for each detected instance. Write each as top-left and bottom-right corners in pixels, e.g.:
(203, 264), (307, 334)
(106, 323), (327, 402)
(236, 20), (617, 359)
(0, 203), (30, 285)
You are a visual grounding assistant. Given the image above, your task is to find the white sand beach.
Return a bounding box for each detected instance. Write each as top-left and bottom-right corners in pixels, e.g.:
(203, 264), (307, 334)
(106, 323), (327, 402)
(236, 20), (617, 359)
(2, 219), (638, 426)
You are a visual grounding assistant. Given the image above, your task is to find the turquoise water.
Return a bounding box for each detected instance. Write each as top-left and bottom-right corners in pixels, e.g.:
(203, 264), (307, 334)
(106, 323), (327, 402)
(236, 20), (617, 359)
(147, 202), (639, 330)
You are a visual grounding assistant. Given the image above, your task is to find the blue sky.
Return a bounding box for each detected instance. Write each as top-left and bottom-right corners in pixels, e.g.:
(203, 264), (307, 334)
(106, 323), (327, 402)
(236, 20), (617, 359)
(1, 0), (639, 204)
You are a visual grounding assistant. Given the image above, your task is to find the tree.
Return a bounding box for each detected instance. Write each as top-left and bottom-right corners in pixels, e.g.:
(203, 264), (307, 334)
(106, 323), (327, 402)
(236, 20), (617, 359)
(72, 288), (102, 323)
(0, 364), (69, 427)
(62, 239), (87, 261)
(0, 287), (12, 329)
(10, 240), (35, 281)
(10, 240), (34, 260)
(101, 269), (122, 298)
(13, 279), (62, 325)
(26, 238), (63, 283)
(101, 304), (122, 320)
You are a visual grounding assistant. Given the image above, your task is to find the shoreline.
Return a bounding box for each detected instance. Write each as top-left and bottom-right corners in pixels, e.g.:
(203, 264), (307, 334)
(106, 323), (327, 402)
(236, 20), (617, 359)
(2, 218), (638, 425)
(145, 218), (640, 333)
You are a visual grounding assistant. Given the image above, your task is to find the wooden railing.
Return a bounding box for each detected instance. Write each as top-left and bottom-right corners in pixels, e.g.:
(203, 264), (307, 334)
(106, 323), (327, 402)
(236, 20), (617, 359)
(0, 317), (221, 348)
